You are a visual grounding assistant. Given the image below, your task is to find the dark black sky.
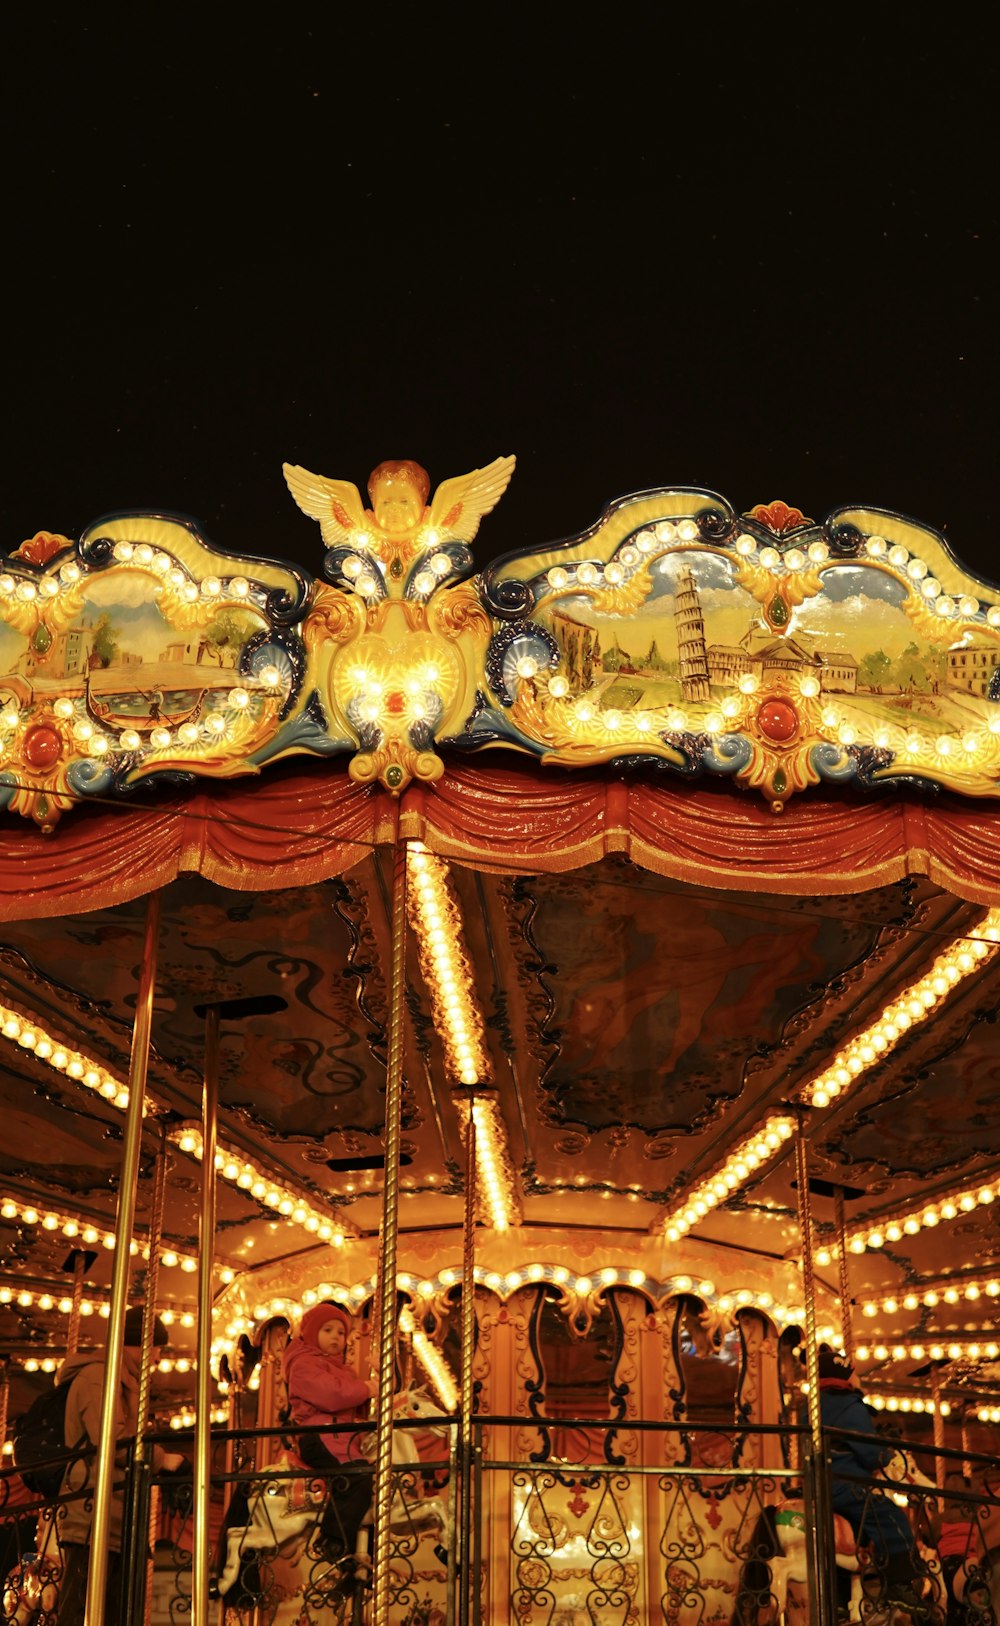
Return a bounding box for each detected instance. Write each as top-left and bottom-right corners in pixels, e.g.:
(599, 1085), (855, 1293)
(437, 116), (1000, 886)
(2, 15), (996, 585)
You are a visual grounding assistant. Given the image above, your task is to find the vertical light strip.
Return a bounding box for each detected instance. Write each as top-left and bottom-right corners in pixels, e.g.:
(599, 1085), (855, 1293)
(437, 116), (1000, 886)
(407, 843), (521, 1229)
(407, 843), (491, 1085)
(399, 1304), (459, 1411)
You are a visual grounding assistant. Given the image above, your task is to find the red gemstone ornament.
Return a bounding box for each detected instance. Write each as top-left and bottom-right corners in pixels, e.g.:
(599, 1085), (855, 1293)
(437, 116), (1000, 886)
(22, 724), (62, 769)
(385, 692), (406, 716)
(756, 698), (799, 743)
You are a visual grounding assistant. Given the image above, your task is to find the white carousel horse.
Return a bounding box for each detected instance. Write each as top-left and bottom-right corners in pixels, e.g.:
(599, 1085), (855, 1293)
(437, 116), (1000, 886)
(770, 1498), (861, 1620)
(358, 1386), (453, 1542)
(217, 1387), (452, 1600)
(768, 1455), (948, 1623)
(881, 1449), (952, 1619)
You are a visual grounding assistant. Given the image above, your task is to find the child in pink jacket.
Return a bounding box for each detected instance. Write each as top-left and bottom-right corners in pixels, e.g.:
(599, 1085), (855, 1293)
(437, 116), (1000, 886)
(282, 1302), (376, 1585)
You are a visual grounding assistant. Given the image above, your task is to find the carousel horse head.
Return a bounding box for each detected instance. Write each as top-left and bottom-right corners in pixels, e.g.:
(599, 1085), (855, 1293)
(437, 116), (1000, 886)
(360, 1385), (451, 1464)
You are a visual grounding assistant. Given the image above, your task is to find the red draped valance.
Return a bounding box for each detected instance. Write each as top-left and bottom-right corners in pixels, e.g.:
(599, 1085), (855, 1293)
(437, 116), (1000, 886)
(1, 763), (999, 920)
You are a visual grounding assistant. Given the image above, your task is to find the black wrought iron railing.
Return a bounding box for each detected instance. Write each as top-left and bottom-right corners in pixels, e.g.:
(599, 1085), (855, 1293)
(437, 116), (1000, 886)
(2, 1417), (999, 1622)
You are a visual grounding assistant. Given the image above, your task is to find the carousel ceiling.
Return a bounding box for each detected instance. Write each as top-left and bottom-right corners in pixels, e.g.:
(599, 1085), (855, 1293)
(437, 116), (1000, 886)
(2, 852), (1000, 1427)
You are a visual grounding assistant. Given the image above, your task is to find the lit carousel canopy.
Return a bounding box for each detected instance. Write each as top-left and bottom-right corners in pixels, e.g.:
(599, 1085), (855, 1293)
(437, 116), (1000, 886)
(2, 455), (1000, 1448)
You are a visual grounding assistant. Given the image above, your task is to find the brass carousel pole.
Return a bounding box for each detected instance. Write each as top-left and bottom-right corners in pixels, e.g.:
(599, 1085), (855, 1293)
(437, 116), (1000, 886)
(793, 1116), (835, 1626)
(373, 839), (408, 1626)
(136, 1127), (169, 1445)
(192, 1004), (220, 1626)
(458, 1100), (478, 1626)
(121, 1125), (169, 1625)
(833, 1185), (854, 1367)
(85, 891), (160, 1626)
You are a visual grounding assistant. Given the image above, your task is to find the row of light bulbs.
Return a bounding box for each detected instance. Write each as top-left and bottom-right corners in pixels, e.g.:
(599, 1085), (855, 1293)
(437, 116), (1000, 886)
(542, 519), (700, 595)
(838, 1170), (1000, 1255)
(406, 843), (520, 1231)
(0, 684), (280, 763)
(238, 1266), (806, 1329)
(0, 1283), (199, 1326)
(165, 1404), (228, 1431)
(169, 1125), (353, 1244)
(0, 1190), (208, 1274)
(28, 521), (997, 631)
(107, 541), (259, 600)
(0, 999), (149, 1114)
(805, 911), (1000, 1113)
(410, 1328), (458, 1412)
(0, 545), (266, 604)
(6, 1352), (198, 1376)
(538, 673), (1000, 762)
(661, 1117), (796, 1241)
(856, 1338), (1000, 1364)
(858, 1279), (1000, 1317)
(538, 520), (1000, 630)
(0, 554), (91, 601)
(0, 1287), (114, 1316)
(663, 909), (999, 1242)
(865, 1394), (952, 1417)
(1, 1008), (352, 1256)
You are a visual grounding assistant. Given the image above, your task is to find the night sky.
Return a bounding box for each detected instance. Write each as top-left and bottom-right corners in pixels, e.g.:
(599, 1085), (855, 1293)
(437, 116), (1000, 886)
(2, 16), (996, 586)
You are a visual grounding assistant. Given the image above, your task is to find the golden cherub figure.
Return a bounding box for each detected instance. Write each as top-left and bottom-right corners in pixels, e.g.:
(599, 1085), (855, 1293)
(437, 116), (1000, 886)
(283, 455), (515, 578)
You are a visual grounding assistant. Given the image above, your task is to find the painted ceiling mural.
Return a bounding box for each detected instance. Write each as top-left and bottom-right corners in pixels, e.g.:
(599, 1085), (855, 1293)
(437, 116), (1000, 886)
(497, 867), (916, 1143)
(1, 463), (1000, 825)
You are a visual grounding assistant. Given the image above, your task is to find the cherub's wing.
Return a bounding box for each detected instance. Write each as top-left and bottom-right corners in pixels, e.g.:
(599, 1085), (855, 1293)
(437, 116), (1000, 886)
(282, 463), (371, 548)
(425, 454), (516, 544)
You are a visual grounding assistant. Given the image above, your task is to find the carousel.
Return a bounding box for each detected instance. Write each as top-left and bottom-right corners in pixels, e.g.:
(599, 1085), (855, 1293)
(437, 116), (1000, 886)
(1, 455), (1000, 1626)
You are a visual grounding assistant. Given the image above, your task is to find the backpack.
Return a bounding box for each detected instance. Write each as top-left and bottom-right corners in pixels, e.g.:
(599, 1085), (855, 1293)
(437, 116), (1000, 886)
(12, 1379), (77, 1496)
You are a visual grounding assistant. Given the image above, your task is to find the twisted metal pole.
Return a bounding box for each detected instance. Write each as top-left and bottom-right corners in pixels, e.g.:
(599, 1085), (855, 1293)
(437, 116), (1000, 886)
(121, 1127), (170, 1626)
(373, 840), (408, 1626)
(193, 1004), (220, 1626)
(85, 891), (160, 1626)
(793, 1118), (835, 1626)
(833, 1185), (854, 1366)
(134, 1127), (168, 1451)
(66, 1251), (86, 1358)
(931, 1367), (945, 1464)
(458, 1105), (477, 1626)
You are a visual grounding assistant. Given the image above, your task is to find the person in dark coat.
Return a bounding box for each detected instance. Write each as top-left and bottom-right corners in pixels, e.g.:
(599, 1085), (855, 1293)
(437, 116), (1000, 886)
(54, 1306), (173, 1625)
(815, 1344), (927, 1619)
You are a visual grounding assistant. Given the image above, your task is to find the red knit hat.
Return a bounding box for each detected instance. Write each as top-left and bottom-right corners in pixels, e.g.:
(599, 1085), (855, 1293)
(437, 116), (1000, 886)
(299, 1301), (351, 1347)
